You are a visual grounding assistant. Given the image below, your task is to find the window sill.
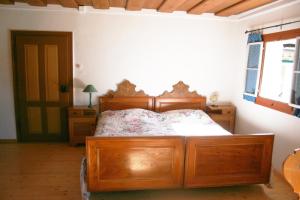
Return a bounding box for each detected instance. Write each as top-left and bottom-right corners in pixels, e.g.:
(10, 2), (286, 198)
(256, 96), (293, 115)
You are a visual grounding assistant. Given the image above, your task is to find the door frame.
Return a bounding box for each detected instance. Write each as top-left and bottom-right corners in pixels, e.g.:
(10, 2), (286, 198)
(11, 31), (73, 142)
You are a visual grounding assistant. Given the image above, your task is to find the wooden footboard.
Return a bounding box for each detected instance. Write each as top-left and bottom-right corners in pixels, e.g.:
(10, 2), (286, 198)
(184, 134), (274, 188)
(86, 136), (185, 192)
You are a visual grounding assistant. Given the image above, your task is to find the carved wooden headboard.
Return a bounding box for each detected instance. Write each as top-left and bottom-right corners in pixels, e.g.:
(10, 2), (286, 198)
(155, 81), (206, 112)
(99, 80), (154, 112)
(99, 80), (206, 113)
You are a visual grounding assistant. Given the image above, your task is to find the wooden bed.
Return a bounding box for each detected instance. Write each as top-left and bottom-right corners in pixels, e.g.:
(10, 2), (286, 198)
(86, 80), (274, 192)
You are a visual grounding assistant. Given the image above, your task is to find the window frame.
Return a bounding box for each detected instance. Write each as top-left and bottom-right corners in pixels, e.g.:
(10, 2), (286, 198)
(256, 28), (300, 114)
(289, 37), (300, 109)
(243, 42), (263, 98)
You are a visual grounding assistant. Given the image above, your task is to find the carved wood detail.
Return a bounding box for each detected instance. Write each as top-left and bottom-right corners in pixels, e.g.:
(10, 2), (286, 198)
(103, 80), (149, 97)
(158, 81), (203, 98)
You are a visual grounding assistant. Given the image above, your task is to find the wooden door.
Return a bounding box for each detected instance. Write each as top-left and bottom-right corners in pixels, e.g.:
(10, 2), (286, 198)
(12, 31), (73, 142)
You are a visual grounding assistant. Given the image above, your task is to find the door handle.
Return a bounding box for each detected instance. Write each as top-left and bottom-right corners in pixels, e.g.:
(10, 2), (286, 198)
(60, 85), (68, 93)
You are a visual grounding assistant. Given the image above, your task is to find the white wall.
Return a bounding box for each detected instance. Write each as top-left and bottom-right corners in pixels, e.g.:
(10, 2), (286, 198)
(0, 7), (240, 139)
(232, 4), (300, 171)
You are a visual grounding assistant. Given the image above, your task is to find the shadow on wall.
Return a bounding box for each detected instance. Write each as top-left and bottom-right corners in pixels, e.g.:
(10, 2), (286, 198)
(270, 133), (300, 176)
(235, 111), (299, 173)
(74, 78), (86, 89)
(235, 113), (267, 134)
(73, 78), (87, 106)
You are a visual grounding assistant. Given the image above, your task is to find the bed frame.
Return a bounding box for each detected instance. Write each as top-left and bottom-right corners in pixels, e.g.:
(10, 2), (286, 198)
(86, 80), (274, 192)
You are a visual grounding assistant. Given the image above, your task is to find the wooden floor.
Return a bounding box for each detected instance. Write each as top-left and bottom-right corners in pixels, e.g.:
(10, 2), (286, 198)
(0, 143), (298, 200)
(0, 143), (85, 200)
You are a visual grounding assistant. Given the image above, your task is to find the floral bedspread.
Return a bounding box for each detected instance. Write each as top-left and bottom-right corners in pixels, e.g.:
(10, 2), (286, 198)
(95, 109), (231, 137)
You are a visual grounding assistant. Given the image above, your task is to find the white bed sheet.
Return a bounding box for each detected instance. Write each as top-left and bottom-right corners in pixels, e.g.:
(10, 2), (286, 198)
(94, 109), (231, 137)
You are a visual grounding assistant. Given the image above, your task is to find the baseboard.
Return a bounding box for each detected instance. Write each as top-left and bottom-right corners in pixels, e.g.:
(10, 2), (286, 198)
(0, 139), (17, 143)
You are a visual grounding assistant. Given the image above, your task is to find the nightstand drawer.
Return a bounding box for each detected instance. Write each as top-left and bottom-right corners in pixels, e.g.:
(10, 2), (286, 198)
(73, 121), (95, 136)
(222, 109), (234, 115)
(83, 110), (96, 116)
(209, 114), (233, 119)
(69, 110), (82, 117)
(68, 106), (97, 145)
(68, 108), (96, 117)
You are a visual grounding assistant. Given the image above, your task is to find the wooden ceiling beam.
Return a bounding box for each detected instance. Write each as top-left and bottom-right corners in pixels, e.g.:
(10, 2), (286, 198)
(58, 0), (78, 7)
(208, 0), (244, 13)
(46, 0), (60, 4)
(25, 0), (47, 6)
(0, 0), (14, 4)
(110, 0), (126, 8)
(75, 0), (92, 6)
(189, 0), (244, 14)
(216, 0), (276, 16)
(0, 0), (277, 17)
(176, 0), (203, 11)
(91, 0), (109, 8)
(158, 0), (188, 13)
(143, 0), (164, 9)
(126, 0), (145, 11)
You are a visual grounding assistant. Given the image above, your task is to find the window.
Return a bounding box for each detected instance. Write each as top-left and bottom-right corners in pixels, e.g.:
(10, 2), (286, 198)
(259, 39), (295, 103)
(291, 38), (300, 109)
(244, 28), (300, 117)
(243, 42), (263, 101)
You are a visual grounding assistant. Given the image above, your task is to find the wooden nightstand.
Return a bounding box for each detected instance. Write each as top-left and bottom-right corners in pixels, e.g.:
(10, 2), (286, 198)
(206, 104), (236, 133)
(68, 106), (97, 145)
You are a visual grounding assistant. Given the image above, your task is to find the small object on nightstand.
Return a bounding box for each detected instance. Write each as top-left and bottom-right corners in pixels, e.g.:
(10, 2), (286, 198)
(206, 104), (236, 133)
(68, 106), (97, 146)
(83, 84), (97, 108)
(209, 91), (219, 106)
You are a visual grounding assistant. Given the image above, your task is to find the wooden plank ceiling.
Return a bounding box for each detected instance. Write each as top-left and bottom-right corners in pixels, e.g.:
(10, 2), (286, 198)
(0, 0), (277, 17)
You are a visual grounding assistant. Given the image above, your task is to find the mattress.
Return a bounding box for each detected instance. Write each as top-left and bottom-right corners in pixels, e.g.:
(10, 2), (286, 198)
(94, 108), (231, 137)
